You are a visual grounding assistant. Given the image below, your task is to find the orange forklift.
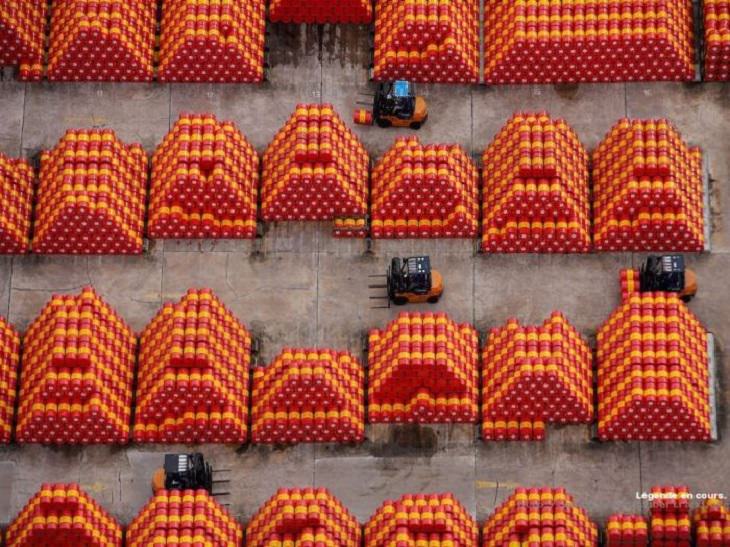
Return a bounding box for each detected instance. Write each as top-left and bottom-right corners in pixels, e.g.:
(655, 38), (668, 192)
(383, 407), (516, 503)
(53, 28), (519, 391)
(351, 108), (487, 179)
(372, 81), (428, 129)
(370, 256), (443, 307)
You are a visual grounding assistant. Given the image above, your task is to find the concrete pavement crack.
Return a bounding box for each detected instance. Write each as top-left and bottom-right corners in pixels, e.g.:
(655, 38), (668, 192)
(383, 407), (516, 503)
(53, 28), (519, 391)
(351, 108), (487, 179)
(11, 285), (87, 293)
(224, 254), (238, 297)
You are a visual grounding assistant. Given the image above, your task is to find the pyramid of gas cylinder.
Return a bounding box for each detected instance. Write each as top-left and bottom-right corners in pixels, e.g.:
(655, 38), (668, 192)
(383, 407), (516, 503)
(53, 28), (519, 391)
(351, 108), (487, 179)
(0, 0), (47, 81)
(247, 488), (361, 547)
(597, 269), (711, 441)
(649, 486), (692, 546)
(149, 113), (259, 239)
(133, 289), (251, 444)
(482, 487), (599, 546)
(606, 514), (649, 546)
(368, 312), (479, 423)
(593, 119), (705, 252)
(370, 137), (479, 239)
(15, 288), (135, 444)
(0, 152), (34, 254)
(32, 129), (147, 254)
(251, 347), (364, 444)
(365, 493), (478, 547)
(0, 316), (20, 443)
(481, 312), (594, 441)
(484, 0), (696, 84)
(481, 113), (591, 253)
(46, 0), (156, 82)
(694, 498), (730, 546)
(158, 0), (266, 83)
(261, 104), (369, 235)
(704, 1), (730, 81)
(127, 489), (243, 547)
(4, 483), (123, 547)
(374, 0), (479, 83)
(269, 0), (373, 24)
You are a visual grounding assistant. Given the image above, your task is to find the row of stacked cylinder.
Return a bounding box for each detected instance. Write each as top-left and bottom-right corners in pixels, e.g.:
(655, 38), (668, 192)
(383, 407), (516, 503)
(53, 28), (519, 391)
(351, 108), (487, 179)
(269, 0), (372, 24)
(6, 1), (730, 83)
(0, 0), (266, 83)
(704, 0), (730, 81)
(373, 0), (480, 83)
(5, 483), (729, 546)
(604, 486), (730, 546)
(0, 267), (713, 445)
(597, 269), (712, 441)
(0, 111), (708, 253)
(484, 0), (697, 84)
(604, 489), (730, 546)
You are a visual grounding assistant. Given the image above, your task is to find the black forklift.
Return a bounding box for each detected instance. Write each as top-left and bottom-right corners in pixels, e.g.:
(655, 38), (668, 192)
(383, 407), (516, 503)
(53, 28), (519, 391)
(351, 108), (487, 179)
(639, 255), (698, 302)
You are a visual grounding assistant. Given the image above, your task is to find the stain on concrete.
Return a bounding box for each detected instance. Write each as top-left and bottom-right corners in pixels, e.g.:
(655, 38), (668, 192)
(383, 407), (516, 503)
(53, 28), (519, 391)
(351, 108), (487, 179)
(553, 83), (581, 100)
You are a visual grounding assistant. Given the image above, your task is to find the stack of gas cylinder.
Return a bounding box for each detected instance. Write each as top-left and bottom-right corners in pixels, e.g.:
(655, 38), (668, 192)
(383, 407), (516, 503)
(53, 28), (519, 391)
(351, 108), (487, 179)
(368, 312), (479, 423)
(365, 493), (478, 546)
(649, 486), (692, 546)
(375, 0), (479, 83)
(158, 0), (265, 82)
(149, 113), (259, 239)
(481, 113), (591, 253)
(15, 288), (136, 444)
(0, 152), (34, 253)
(251, 347), (365, 444)
(374, 0), (479, 83)
(694, 499), (730, 546)
(46, 0), (156, 81)
(126, 489), (243, 547)
(371, 137), (479, 239)
(4, 484), (123, 547)
(33, 129), (147, 254)
(333, 216), (369, 238)
(704, 1), (730, 81)
(484, 0), (696, 84)
(134, 289), (251, 444)
(0, 0), (47, 81)
(481, 312), (594, 441)
(0, 316), (19, 443)
(606, 514), (649, 546)
(482, 488), (598, 546)
(262, 104), (369, 236)
(269, 0), (373, 24)
(247, 488), (361, 547)
(597, 269), (711, 441)
(592, 119), (705, 252)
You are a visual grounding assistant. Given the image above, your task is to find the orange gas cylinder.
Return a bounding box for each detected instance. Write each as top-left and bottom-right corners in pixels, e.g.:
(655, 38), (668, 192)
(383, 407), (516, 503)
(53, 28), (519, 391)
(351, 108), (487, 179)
(353, 109), (374, 126)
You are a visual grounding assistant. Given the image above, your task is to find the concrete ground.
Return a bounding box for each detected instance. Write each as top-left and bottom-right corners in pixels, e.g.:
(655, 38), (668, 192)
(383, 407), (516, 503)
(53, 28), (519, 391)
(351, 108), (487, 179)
(0, 24), (728, 532)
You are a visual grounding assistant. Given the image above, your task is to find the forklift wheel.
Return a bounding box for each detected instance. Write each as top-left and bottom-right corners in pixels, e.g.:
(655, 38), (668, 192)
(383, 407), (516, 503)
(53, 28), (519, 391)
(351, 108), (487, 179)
(681, 294), (695, 303)
(409, 122), (422, 130)
(427, 296), (440, 304)
(376, 118), (392, 128)
(392, 296), (409, 306)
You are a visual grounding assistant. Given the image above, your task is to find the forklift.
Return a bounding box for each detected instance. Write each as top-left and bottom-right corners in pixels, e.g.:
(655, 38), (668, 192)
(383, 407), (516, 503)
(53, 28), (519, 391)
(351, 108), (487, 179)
(367, 80), (428, 129)
(370, 256), (443, 307)
(151, 453), (229, 495)
(639, 255), (697, 302)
